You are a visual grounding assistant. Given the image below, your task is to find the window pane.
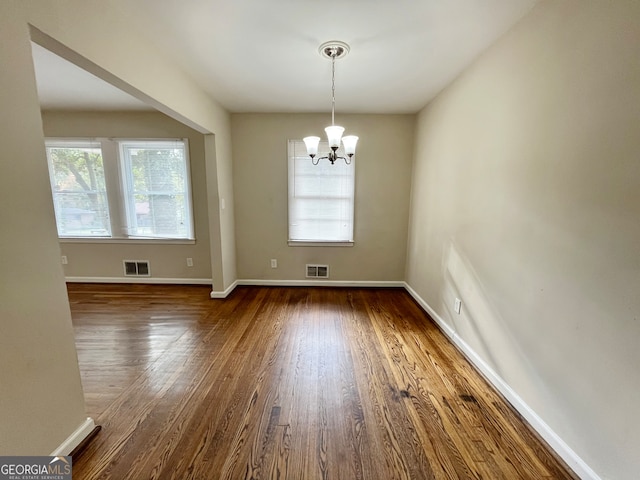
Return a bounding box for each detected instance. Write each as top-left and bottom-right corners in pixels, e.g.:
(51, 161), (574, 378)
(46, 143), (111, 237)
(120, 141), (192, 239)
(288, 140), (355, 242)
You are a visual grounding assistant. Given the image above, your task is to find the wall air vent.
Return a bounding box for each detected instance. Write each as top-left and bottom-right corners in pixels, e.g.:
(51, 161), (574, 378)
(306, 264), (329, 279)
(123, 260), (150, 277)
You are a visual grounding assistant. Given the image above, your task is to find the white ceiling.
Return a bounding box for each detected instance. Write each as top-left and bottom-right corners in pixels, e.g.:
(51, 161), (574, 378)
(32, 0), (538, 114)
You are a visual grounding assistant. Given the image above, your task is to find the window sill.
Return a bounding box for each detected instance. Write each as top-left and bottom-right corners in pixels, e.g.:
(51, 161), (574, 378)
(288, 241), (354, 247)
(59, 237), (196, 245)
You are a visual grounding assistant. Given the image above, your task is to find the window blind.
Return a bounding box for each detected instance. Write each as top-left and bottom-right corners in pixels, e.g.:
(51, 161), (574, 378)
(288, 139), (355, 243)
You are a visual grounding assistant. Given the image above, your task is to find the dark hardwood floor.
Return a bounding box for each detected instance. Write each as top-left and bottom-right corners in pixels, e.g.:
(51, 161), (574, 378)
(68, 284), (577, 479)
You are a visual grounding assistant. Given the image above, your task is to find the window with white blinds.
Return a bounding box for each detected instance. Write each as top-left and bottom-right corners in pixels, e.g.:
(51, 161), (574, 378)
(119, 140), (192, 239)
(45, 138), (193, 240)
(288, 139), (355, 244)
(46, 140), (111, 237)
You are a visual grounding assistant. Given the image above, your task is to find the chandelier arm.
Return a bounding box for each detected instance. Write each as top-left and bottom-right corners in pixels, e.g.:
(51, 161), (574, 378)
(312, 155), (352, 165)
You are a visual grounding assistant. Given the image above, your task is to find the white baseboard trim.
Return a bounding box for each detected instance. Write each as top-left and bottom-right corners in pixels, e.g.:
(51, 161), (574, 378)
(65, 277), (403, 298)
(210, 280), (239, 299)
(209, 279), (404, 299)
(65, 276), (212, 285)
(236, 279), (405, 288)
(50, 417), (96, 456)
(403, 282), (600, 480)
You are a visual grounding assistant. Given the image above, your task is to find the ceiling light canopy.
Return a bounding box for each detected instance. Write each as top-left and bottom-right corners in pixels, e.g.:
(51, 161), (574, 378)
(303, 41), (358, 165)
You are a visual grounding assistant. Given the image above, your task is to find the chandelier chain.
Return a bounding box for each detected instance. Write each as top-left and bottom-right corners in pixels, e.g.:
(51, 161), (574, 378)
(331, 49), (336, 125)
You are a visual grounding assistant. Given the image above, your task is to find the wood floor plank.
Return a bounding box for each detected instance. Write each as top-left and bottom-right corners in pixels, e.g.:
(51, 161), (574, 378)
(68, 284), (578, 480)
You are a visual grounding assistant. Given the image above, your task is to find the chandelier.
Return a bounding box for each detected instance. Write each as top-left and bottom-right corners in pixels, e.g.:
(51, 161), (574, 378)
(303, 41), (358, 165)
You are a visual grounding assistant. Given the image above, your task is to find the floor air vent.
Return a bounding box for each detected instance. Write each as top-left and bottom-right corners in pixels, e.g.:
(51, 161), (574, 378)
(124, 260), (150, 277)
(306, 264), (329, 279)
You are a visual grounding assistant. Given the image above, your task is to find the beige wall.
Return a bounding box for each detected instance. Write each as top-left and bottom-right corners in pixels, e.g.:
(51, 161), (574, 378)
(0, 3), (87, 454)
(406, 1), (640, 478)
(232, 113), (414, 282)
(42, 111), (212, 281)
(1, 0), (235, 454)
(210, 121), (238, 292)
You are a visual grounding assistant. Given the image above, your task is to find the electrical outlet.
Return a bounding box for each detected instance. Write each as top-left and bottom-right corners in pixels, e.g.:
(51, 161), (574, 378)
(271, 259), (278, 268)
(61, 255), (68, 265)
(186, 257), (193, 267)
(454, 298), (462, 315)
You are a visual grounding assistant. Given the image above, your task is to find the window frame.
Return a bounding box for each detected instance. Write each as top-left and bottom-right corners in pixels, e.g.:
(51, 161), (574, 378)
(118, 139), (194, 240)
(45, 137), (195, 243)
(287, 139), (355, 247)
(45, 139), (112, 238)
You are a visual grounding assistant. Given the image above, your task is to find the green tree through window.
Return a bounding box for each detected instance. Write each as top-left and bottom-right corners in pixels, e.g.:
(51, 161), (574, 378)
(47, 142), (111, 236)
